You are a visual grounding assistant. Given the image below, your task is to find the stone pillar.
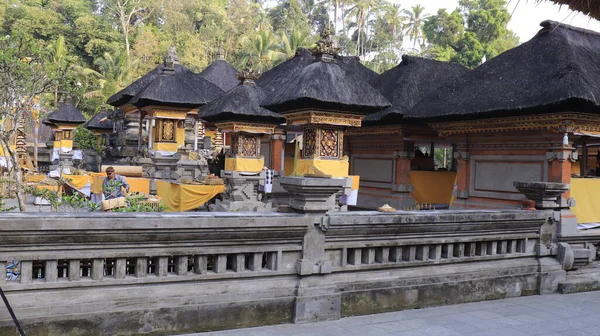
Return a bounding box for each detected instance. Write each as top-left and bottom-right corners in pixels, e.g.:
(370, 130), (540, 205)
(279, 176), (348, 323)
(546, 144), (577, 199)
(513, 181), (594, 271)
(454, 151), (470, 200)
(270, 133), (285, 172)
(392, 145), (416, 208)
(213, 170), (270, 212)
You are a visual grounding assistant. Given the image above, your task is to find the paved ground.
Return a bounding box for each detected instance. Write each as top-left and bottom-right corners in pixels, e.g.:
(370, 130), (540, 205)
(180, 291), (600, 336)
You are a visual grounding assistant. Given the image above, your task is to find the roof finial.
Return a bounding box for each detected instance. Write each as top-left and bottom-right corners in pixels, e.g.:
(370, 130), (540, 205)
(311, 26), (339, 62)
(237, 57), (260, 85)
(164, 46), (179, 71)
(217, 45), (225, 61)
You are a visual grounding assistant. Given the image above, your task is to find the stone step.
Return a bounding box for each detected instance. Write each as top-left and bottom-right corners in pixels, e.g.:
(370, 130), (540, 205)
(559, 277), (600, 294)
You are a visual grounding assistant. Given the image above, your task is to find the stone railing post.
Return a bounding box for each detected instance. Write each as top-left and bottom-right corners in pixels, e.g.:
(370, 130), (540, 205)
(279, 176), (347, 323)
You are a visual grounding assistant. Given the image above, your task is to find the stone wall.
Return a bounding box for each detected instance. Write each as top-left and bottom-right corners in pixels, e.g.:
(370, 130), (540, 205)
(0, 210), (568, 335)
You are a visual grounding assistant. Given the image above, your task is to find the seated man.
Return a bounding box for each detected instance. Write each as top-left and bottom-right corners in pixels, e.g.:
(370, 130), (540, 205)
(102, 166), (130, 199)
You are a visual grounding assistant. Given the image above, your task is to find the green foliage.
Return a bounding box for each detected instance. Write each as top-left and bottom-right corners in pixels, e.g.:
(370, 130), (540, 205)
(74, 125), (96, 150)
(422, 0), (518, 68)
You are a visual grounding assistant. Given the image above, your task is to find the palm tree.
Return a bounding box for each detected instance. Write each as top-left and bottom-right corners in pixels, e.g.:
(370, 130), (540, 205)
(48, 36), (67, 105)
(403, 4), (430, 50)
(93, 50), (137, 99)
(241, 30), (286, 73)
(279, 29), (314, 59)
(345, 0), (380, 56)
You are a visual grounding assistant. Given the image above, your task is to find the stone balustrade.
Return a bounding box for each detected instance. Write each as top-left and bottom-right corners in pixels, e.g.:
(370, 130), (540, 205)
(0, 209), (572, 335)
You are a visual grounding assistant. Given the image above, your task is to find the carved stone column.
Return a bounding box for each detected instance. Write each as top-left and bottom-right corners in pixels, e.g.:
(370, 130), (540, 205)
(546, 144), (577, 199)
(270, 132), (285, 172)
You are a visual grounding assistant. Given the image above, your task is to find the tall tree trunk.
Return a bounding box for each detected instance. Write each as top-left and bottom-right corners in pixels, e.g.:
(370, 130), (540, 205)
(0, 139), (25, 211)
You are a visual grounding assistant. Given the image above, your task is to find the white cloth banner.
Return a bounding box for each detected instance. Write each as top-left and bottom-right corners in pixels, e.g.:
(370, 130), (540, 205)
(72, 150), (83, 160)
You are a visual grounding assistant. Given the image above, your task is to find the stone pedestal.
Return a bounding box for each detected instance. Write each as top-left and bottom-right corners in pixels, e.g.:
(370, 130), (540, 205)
(213, 170), (271, 212)
(176, 158), (209, 181)
(279, 176), (349, 214)
(514, 180), (595, 271)
(148, 153), (180, 180)
(58, 152), (74, 170)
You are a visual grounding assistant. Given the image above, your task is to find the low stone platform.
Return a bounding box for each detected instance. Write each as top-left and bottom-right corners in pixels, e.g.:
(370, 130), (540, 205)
(183, 291), (600, 336)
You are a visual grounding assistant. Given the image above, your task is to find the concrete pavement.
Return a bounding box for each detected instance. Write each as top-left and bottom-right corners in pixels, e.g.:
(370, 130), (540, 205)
(180, 291), (600, 336)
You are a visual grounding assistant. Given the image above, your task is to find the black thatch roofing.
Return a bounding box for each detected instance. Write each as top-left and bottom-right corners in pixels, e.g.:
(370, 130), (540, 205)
(257, 48), (315, 95)
(198, 59), (239, 92)
(406, 20), (600, 121)
(262, 56), (390, 114)
(106, 64), (195, 107)
(84, 111), (113, 131)
(338, 55), (379, 86)
(200, 80), (285, 124)
(43, 102), (87, 125)
(364, 55), (469, 124)
(128, 66), (224, 109)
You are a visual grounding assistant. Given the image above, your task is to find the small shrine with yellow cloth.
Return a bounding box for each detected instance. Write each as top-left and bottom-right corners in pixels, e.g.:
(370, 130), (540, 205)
(199, 59), (286, 211)
(83, 106), (114, 148)
(262, 28), (390, 185)
(42, 99), (87, 153)
(124, 47), (224, 155)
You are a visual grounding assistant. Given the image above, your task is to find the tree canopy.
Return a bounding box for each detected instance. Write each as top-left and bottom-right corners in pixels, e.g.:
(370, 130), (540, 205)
(0, 0), (521, 116)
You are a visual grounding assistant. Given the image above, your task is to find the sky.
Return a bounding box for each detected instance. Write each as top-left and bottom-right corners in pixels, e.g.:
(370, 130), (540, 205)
(396, 0), (600, 43)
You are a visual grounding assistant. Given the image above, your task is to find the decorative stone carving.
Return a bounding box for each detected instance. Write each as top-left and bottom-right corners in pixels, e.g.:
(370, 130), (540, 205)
(545, 147), (578, 162)
(513, 181), (571, 209)
(213, 170), (271, 212)
(279, 176), (349, 214)
(453, 151), (470, 160)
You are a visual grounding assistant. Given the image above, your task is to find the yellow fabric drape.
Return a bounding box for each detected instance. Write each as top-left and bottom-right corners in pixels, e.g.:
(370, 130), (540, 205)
(35, 185), (62, 195)
(90, 174), (106, 195)
(127, 177), (150, 194)
(62, 175), (91, 190)
(409, 171), (457, 204)
(570, 178), (600, 223)
(156, 180), (225, 212)
(154, 143), (179, 152)
(26, 175), (46, 183)
(293, 159), (349, 177)
(225, 157), (264, 173)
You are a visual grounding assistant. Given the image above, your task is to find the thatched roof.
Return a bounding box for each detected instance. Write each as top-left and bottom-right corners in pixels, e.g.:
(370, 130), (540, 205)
(42, 102), (86, 125)
(257, 48), (315, 95)
(200, 80), (285, 124)
(338, 55), (379, 85)
(262, 55), (390, 114)
(364, 56), (469, 124)
(128, 48), (224, 109)
(406, 20), (600, 121)
(106, 64), (195, 107)
(546, 0), (600, 20)
(198, 56), (240, 92)
(84, 111), (113, 131)
(258, 48), (379, 94)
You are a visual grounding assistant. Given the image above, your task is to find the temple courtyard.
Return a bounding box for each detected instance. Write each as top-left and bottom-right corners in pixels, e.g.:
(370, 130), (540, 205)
(184, 291), (600, 336)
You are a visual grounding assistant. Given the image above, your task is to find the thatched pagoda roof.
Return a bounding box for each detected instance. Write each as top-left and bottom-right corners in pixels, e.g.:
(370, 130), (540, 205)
(364, 56), (469, 124)
(200, 79), (285, 125)
(106, 64), (195, 107)
(128, 48), (224, 109)
(545, 0), (600, 20)
(262, 54), (390, 114)
(198, 51), (239, 92)
(257, 48), (315, 95)
(338, 55), (379, 85)
(258, 48), (379, 94)
(42, 102), (87, 126)
(84, 111), (113, 131)
(406, 20), (600, 121)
